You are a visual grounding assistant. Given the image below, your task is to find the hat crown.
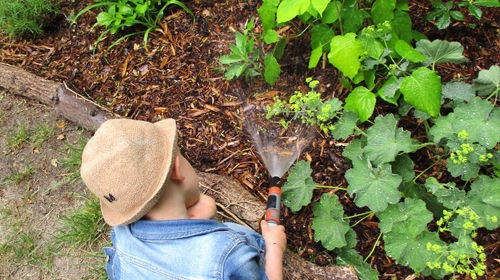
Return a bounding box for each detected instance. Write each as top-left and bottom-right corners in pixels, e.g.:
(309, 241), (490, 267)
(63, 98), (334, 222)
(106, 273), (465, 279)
(81, 119), (177, 226)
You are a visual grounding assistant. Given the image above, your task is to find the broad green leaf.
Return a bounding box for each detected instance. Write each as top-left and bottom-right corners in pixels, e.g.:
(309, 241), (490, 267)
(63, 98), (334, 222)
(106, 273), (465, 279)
(446, 158), (480, 181)
(340, 2), (364, 33)
(264, 54), (280, 86)
(400, 181), (447, 219)
(225, 63), (247, 79)
(312, 0), (330, 15)
(429, 114), (454, 143)
(311, 194), (350, 250)
(358, 32), (385, 59)
(96, 12), (115, 27)
(364, 114), (414, 166)
(282, 160), (317, 212)
(328, 33), (364, 79)
(427, 180), (467, 209)
(322, 1), (342, 23)
(467, 175), (500, 229)
(345, 157), (402, 212)
(258, 0), (278, 32)
(451, 97), (500, 148)
(391, 154), (414, 182)
(442, 81), (475, 101)
(311, 24), (335, 52)
(264, 30), (279, 44)
(309, 45), (323, 69)
(396, 0), (410, 10)
(400, 67), (442, 117)
(450, 11), (465, 21)
(392, 11), (413, 43)
(276, 0), (310, 23)
(436, 12), (451, 30)
(474, 0), (500, 7)
(473, 65), (500, 96)
(219, 54), (244, 64)
(378, 76), (402, 105)
(371, 0), (396, 25)
(330, 110), (359, 140)
(468, 4), (482, 19)
(384, 230), (445, 272)
(415, 39), (468, 64)
(377, 198), (433, 234)
(343, 86), (376, 123)
(395, 40), (428, 62)
(335, 247), (380, 280)
(273, 39), (286, 59)
(342, 138), (366, 161)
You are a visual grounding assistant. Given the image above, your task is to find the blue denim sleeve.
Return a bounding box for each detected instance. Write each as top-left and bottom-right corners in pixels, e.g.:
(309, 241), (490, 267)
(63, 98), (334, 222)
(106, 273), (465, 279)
(223, 242), (269, 280)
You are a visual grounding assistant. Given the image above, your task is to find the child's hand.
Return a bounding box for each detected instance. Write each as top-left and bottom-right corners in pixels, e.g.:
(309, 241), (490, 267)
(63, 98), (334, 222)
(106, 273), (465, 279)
(186, 194), (217, 220)
(260, 220), (287, 254)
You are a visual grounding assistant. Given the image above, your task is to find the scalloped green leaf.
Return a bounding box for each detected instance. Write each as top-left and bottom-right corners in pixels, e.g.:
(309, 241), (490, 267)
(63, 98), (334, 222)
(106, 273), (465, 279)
(330, 110), (359, 140)
(377, 198), (433, 235)
(451, 97), (500, 149)
(345, 157), (402, 212)
(342, 138), (366, 161)
(442, 81), (475, 101)
(384, 230), (445, 273)
(467, 175), (500, 230)
(335, 247), (380, 280)
(328, 33), (364, 79)
(400, 67), (442, 117)
(281, 160), (317, 212)
(429, 113), (454, 143)
(364, 114), (414, 166)
(391, 154), (414, 182)
(395, 40), (428, 62)
(472, 65), (500, 97)
(426, 178), (467, 209)
(343, 86), (376, 123)
(415, 39), (468, 64)
(311, 194), (350, 250)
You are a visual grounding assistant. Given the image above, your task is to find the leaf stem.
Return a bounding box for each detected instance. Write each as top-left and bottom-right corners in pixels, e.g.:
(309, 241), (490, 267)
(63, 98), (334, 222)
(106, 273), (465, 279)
(363, 232), (383, 262)
(318, 185), (348, 190)
(413, 154), (444, 183)
(344, 211), (374, 219)
(350, 211), (374, 227)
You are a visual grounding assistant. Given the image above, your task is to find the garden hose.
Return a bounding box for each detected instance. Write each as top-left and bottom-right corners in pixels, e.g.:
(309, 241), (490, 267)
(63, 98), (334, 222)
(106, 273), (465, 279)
(264, 176), (282, 228)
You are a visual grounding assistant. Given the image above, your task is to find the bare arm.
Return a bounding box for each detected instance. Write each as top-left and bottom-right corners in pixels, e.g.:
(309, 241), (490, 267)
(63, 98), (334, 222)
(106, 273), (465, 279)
(186, 194), (217, 220)
(260, 220), (287, 280)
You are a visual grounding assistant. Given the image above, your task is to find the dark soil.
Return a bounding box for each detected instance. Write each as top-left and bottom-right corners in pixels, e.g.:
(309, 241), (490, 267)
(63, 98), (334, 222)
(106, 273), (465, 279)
(1, 0), (499, 278)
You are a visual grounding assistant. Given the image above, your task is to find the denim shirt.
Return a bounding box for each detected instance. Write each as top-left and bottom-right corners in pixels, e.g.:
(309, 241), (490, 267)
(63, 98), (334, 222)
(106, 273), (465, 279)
(103, 219), (268, 280)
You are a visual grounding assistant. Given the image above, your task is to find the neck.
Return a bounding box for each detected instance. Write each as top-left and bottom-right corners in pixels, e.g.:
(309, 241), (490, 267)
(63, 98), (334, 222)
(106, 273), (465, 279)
(143, 186), (190, 221)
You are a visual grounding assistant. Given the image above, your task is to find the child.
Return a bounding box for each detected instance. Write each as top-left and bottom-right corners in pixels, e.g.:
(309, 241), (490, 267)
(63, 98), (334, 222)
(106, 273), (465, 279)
(81, 118), (287, 280)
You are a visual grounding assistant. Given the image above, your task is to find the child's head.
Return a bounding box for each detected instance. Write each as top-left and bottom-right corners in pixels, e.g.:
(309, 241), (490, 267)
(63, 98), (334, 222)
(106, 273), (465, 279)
(81, 118), (181, 226)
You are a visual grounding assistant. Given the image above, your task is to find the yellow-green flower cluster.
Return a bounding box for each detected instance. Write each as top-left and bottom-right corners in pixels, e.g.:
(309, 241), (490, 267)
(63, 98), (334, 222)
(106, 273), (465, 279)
(450, 143), (474, 164)
(458, 130), (469, 140)
(479, 153), (493, 162)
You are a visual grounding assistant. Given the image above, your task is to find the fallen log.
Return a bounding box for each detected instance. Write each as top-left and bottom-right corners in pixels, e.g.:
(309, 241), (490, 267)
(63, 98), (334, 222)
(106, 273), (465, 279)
(0, 63), (358, 280)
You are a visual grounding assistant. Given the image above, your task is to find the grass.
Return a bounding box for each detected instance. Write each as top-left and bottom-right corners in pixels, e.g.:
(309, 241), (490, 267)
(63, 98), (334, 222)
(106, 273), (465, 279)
(1, 161), (35, 185)
(0, 0), (59, 38)
(4, 121), (30, 152)
(32, 121), (56, 147)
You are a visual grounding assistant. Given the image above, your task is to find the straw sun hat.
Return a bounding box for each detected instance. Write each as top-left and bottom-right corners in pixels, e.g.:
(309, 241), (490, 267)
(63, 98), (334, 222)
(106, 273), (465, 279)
(81, 118), (178, 226)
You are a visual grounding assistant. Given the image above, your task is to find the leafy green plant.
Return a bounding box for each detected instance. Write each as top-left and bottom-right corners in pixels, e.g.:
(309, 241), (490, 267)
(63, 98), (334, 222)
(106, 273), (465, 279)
(73, 0), (193, 51)
(427, 0), (500, 30)
(271, 72), (500, 278)
(218, 19), (280, 86)
(0, 0), (59, 38)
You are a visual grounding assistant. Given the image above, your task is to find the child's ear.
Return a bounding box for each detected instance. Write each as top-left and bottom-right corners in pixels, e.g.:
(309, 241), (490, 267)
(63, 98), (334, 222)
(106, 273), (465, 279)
(170, 155), (185, 181)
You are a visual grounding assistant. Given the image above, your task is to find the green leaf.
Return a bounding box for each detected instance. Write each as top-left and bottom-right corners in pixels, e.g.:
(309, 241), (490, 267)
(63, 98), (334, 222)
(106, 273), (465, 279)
(396, 0), (410, 10)
(322, 1), (342, 23)
(358, 32), (385, 59)
(371, 0), (396, 25)
(435, 12), (451, 30)
(400, 67), (442, 117)
(342, 138), (366, 161)
(474, 0), (500, 7)
(331, 110), (359, 140)
(364, 114), (414, 166)
(312, 0), (330, 15)
(467, 175), (500, 230)
(225, 63), (247, 79)
(258, 0), (279, 32)
(264, 54), (280, 86)
(392, 11), (413, 43)
(311, 194), (350, 250)
(377, 198), (433, 234)
(273, 39), (286, 59)
(452, 97), (500, 149)
(345, 157), (402, 212)
(276, 0), (310, 23)
(400, 181), (447, 219)
(442, 81), (475, 101)
(340, 2), (364, 33)
(335, 248), (380, 280)
(328, 33), (364, 79)
(415, 39), (468, 64)
(426, 179), (467, 209)
(309, 45), (323, 69)
(429, 114), (454, 143)
(96, 11), (116, 27)
(473, 65), (500, 97)
(395, 40), (428, 62)
(264, 30), (279, 44)
(468, 4), (483, 19)
(219, 54), (245, 64)
(384, 230), (445, 272)
(282, 161), (317, 212)
(343, 86), (376, 123)
(446, 159), (480, 182)
(311, 24), (335, 52)
(450, 10), (465, 21)
(391, 154), (414, 182)
(378, 76), (402, 105)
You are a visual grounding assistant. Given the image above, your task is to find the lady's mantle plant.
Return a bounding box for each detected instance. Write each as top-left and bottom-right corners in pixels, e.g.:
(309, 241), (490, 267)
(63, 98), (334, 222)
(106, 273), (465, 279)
(266, 63), (500, 278)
